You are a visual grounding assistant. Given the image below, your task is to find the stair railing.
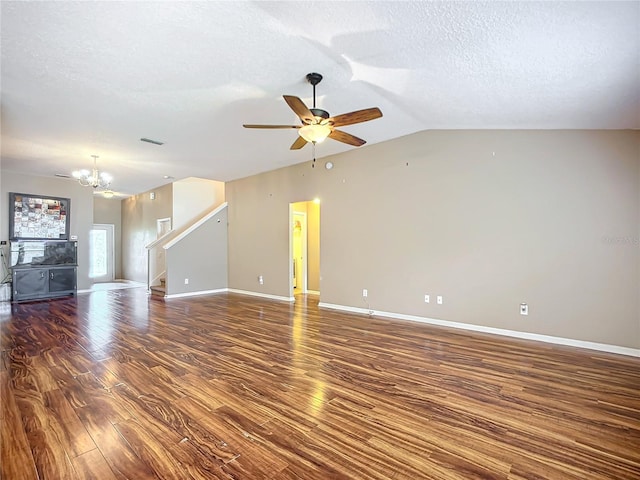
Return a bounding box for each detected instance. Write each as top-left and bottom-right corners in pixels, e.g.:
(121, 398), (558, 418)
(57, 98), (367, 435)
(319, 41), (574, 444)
(145, 230), (174, 293)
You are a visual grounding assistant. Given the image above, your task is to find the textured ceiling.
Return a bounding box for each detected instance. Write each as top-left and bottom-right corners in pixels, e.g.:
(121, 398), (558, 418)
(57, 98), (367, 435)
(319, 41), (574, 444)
(1, 1), (639, 197)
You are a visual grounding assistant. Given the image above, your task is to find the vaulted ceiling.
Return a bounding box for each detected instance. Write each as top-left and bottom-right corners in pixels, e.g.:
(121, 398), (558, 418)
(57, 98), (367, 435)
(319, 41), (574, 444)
(1, 1), (638, 197)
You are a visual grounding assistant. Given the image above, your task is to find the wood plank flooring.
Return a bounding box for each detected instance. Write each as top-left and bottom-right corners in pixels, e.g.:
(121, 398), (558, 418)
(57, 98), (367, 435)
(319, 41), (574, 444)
(1, 289), (639, 479)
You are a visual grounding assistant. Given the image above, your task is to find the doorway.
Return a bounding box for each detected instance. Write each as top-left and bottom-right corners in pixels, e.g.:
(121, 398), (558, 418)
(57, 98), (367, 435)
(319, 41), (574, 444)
(157, 217), (172, 238)
(292, 211), (307, 293)
(151, 217), (172, 285)
(89, 224), (115, 283)
(290, 200), (321, 298)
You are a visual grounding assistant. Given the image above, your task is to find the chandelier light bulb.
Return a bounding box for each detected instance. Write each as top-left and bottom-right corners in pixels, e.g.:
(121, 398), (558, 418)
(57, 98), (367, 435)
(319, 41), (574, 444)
(72, 155), (112, 189)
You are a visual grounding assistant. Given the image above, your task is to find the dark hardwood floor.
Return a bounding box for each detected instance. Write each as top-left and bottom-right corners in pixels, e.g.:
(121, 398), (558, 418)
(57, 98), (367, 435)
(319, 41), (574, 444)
(1, 289), (639, 479)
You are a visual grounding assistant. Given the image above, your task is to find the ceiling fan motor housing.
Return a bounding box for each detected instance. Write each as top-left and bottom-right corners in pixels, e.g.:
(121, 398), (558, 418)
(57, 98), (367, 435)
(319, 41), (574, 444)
(310, 108), (330, 121)
(306, 72), (323, 86)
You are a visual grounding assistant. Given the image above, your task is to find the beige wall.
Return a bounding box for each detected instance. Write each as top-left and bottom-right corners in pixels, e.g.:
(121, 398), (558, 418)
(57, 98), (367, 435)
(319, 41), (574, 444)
(172, 177), (225, 231)
(0, 171), (94, 290)
(121, 183), (173, 282)
(307, 201), (320, 292)
(165, 206), (228, 295)
(121, 177), (225, 285)
(93, 197), (122, 279)
(227, 130), (640, 349)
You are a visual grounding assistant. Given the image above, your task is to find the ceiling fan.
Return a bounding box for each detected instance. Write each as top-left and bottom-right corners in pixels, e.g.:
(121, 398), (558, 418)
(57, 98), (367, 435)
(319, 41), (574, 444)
(243, 73), (383, 150)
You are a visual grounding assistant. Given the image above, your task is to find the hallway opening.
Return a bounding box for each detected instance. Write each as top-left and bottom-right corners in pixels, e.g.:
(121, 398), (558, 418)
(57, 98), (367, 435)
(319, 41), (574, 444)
(290, 200), (320, 300)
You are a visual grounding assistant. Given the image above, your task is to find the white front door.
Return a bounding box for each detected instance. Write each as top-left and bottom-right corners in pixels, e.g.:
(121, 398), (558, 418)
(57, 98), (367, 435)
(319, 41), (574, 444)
(90, 224), (115, 282)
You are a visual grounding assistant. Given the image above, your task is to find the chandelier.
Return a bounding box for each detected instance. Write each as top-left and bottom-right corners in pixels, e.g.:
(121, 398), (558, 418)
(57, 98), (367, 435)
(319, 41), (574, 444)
(72, 155), (112, 189)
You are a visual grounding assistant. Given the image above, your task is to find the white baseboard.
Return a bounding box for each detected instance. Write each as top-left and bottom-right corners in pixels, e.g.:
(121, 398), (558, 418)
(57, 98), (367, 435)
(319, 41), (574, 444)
(154, 287), (295, 302)
(228, 288), (294, 302)
(318, 302), (640, 358)
(164, 288), (227, 299)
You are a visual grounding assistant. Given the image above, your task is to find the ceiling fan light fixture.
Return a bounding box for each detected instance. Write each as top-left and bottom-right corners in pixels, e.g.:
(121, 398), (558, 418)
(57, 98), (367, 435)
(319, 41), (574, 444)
(299, 123), (331, 144)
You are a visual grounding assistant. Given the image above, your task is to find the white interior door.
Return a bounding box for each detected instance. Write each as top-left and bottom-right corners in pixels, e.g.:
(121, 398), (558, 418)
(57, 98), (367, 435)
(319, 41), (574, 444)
(90, 224), (115, 282)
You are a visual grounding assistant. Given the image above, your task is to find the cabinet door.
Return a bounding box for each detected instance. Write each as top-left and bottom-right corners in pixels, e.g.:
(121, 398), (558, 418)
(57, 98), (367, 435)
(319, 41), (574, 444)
(14, 269), (48, 298)
(49, 267), (76, 293)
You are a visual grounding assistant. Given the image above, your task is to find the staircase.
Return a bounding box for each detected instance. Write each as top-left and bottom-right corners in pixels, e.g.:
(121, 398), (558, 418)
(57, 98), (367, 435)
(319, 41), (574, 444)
(145, 202), (229, 299)
(150, 278), (166, 297)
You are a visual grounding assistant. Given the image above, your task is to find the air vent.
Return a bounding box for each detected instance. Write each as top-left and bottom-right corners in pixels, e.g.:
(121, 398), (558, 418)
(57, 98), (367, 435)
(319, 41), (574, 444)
(140, 137), (164, 145)
(55, 173), (71, 178)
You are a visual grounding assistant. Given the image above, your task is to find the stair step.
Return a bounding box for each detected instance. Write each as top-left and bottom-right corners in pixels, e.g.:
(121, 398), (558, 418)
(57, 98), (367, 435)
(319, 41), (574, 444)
(150, 285), (166, 297)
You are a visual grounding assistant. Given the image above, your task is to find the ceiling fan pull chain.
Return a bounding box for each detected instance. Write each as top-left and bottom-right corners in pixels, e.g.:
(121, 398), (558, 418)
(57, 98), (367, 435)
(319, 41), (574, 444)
(312, 142), (316, 167)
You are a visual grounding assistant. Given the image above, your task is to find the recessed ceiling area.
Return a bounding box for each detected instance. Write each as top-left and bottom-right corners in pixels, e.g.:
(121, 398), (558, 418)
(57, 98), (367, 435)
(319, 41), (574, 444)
(1, 1), (638, 197)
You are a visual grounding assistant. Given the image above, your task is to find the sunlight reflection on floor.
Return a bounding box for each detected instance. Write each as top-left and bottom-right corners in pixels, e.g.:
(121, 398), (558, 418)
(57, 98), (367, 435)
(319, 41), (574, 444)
(90, 280), (145, 292)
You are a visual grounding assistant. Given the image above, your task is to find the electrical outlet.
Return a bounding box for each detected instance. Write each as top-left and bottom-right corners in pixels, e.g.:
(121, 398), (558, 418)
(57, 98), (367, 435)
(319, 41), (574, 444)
(424, 294), (430, 303)
(520, 303), (528, 315)
(258, 275), (264, 285)
(362, 289), (368, 298)
(184, 278), (189, 285)
(437, 295), (443, 305)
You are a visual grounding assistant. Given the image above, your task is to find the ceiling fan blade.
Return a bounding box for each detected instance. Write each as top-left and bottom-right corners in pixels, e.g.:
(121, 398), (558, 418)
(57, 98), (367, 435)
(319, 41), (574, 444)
(329, 107), (382, 127)
(329, 129), (366, 147)
(243, 124), (300, 129)
(283, 95), (314, 123)
(290, 135), (308, 150)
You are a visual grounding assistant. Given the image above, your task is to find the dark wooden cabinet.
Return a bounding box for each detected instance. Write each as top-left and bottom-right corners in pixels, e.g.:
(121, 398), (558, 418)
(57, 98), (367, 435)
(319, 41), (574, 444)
(12, 266), (77, 302)
(13, 268), (47, 299)
(7, 194), (77, 303)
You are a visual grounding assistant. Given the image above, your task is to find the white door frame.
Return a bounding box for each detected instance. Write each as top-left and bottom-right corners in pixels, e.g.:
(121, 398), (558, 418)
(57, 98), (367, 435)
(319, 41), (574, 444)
(289, 207), (308, 297)
(90, 223), (115, 283)
(157, 217), (172, 238)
